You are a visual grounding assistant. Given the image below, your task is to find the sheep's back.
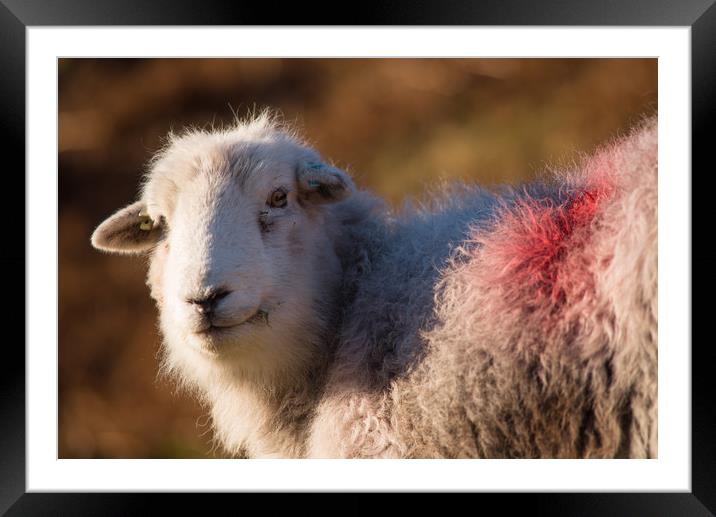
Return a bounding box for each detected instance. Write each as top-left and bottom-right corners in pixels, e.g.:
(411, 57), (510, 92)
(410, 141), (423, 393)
(313, 117), (657, 458)
(392, 117), (658, 458)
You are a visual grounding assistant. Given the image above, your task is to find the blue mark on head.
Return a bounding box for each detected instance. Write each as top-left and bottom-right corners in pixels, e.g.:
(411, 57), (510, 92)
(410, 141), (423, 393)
(306, 162), (323, 170)
(308, 180), (321, 187)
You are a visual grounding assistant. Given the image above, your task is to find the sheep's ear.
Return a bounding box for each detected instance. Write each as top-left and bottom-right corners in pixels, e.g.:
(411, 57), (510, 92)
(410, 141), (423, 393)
(296, 160), (354, 204)
(91, 201), (162, 254)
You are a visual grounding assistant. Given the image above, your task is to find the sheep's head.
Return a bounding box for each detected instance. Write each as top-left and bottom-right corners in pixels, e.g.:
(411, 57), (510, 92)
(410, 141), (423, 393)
(91, 118), (354, 384)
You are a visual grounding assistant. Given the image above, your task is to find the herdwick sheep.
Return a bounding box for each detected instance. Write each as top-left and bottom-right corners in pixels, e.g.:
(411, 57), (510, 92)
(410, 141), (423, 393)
(91, 113), (657, 458)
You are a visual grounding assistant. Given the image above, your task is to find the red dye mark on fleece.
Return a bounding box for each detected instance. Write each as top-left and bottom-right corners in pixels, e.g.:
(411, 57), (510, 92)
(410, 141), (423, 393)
(478, 180), (613, 306)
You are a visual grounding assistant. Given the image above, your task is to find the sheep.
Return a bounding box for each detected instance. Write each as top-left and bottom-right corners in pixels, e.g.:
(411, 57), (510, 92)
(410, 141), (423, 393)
(91, 112), (657, 458)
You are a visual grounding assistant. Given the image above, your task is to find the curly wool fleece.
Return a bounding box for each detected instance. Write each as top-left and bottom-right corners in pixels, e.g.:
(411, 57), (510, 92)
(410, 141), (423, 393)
(308, 117), (657, 458)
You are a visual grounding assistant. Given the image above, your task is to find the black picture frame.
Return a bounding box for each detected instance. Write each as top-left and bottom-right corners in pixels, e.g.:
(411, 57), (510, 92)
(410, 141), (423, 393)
(1, 1), (709, 514)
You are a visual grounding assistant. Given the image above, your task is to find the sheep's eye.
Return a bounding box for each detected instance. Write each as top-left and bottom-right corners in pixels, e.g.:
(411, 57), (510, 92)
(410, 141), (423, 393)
(268, 189), (287, 208)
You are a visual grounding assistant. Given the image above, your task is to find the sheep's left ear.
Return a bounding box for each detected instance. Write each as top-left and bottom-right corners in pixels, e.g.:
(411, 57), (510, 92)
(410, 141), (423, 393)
(296, 160), (354, 204)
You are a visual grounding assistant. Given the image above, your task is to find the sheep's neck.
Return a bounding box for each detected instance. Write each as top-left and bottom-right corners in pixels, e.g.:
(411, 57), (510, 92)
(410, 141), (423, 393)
(209, 358), (329, 458)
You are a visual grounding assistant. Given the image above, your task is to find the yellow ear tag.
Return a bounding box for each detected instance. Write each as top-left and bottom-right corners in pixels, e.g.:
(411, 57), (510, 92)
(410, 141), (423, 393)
(138, 212), (154, 232)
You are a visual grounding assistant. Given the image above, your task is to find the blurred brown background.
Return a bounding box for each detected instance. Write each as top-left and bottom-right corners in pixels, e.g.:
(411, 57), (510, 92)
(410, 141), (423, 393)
(59, 58), (657, 458)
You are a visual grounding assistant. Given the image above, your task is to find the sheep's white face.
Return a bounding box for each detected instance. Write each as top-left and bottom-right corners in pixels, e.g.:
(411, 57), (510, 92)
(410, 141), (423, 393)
(92, 122), (353, 383)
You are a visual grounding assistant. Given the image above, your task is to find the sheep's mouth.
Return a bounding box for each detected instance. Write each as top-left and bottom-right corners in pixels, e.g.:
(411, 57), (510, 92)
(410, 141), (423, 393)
(196, 309), (269, 335)
(197, 324), (239, 335)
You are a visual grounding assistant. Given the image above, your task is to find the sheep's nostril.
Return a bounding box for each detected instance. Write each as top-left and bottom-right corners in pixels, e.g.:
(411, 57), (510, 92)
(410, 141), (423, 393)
(193, 300), (213, 315)
(188, 288), (231, 315)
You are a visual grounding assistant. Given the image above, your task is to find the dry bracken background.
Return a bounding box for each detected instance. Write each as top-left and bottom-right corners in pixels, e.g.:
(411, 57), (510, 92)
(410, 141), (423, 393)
(59, 58), (657, 458)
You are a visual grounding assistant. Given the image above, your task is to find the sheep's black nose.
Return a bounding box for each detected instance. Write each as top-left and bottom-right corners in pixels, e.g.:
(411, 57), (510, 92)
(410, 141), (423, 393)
(188, 289), (231, 316)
